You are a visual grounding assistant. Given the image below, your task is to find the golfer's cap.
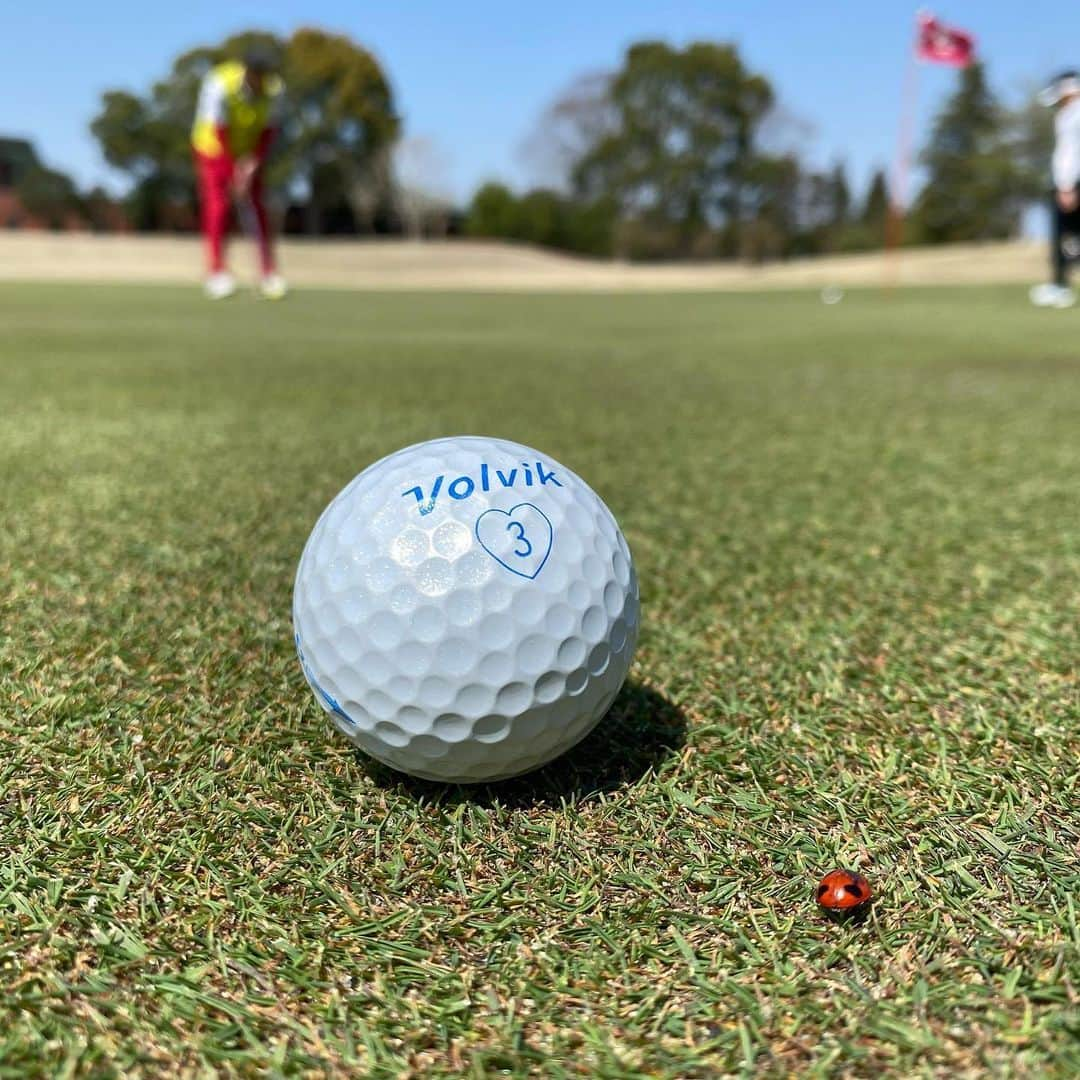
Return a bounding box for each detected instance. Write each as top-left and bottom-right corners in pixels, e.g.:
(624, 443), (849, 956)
(1038, 71), (1080, 106)
(243, 44), (280, 74)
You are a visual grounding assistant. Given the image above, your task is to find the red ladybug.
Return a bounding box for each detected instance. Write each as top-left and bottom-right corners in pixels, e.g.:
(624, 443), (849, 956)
(816, 869), (872, 913)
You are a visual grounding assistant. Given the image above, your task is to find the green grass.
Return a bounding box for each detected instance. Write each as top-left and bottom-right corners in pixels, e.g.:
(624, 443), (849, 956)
(2, 281), (1079, 1077)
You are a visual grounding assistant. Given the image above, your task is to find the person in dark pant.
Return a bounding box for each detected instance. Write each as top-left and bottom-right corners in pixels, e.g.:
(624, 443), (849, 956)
(1032, 71), (1080, 308)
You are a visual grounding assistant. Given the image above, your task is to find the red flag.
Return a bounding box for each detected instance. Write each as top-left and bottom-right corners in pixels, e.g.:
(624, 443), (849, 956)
(916, 11), (976, 67)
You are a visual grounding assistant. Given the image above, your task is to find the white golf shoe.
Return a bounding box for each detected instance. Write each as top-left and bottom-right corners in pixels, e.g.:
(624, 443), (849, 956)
(259, 273), (288, 300)
(1029, 283), (1076, 309)
(204, 271), (237, 300)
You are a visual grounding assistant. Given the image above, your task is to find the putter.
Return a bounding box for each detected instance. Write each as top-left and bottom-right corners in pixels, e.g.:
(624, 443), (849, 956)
(235, 188), (262, 287)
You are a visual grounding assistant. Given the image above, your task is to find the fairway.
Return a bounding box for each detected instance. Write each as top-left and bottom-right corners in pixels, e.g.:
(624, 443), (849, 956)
(2, 283), (1079, 1075)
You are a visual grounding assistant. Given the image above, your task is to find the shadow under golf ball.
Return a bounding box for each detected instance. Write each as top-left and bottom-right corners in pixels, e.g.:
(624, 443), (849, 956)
(358, 680), (688, 807)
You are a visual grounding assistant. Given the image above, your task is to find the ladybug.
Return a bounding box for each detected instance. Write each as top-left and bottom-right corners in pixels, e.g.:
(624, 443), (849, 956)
(816, 869), (872, 913)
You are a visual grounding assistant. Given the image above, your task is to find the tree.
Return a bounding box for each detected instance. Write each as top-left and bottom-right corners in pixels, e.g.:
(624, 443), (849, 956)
(394, 136), (455, 238)
(826, 162), (851, 229)
(737, 154), (801, 261)
(861, 169), (889, 228)
(16, 165), (79, 228)
(519, 71), (616, 192)
(1007, 92), (1055, 203)
(559, 195), (617, 256)
(793, 168), (838, 252)
(0, 137), (42, 188)
(911, 63), (1028, 243)
(572, 41), (774, 257)
(466, 183), (521, 238)
(830, 168), (890, 252)
(817, 167), (889, 253)
(80, 186), (126, 232)
(285, 28), (399, 233)
(90, 28), (399, 232)
(465, 182), (615, 257)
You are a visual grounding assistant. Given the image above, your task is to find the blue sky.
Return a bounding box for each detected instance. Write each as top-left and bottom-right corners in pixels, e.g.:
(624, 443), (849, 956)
(1, 1), (1072, 205)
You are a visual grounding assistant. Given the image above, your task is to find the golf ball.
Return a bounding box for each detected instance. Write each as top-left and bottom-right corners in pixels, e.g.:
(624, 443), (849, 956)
(293, 436), (639, 782)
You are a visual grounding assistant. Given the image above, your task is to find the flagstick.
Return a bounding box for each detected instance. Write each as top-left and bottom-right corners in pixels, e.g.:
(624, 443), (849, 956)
(885, 40), (921, 289)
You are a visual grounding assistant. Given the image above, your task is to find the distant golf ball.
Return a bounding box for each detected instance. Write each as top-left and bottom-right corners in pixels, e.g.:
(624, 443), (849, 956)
(821, 286), (844, 305)
(293, 436), (639, 782)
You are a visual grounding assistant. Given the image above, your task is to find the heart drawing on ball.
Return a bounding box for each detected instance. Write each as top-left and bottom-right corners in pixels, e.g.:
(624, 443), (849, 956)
(475, 502), (554, 579)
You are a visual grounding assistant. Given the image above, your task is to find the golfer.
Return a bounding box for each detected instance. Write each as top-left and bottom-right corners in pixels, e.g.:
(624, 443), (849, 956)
(1031, 71), (1080, 309)
(191, 46), (286, 300)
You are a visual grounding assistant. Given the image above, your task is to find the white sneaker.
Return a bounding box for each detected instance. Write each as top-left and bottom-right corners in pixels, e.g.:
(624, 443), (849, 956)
(1029, 283), (1076, 309)
(259, 273), (288, 300)
(204, 271), (236, 300)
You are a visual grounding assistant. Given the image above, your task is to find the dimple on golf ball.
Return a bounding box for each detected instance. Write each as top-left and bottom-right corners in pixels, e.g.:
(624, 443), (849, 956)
(292, 436), (639, 782)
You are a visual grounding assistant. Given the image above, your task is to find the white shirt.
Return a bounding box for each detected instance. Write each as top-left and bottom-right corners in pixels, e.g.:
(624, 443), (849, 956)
(194, 70), (229, 128)
(1053, 98), (1080, 191)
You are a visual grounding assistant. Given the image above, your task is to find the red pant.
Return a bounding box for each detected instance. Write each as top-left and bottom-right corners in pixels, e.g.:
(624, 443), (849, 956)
(195, 153), (275, 275)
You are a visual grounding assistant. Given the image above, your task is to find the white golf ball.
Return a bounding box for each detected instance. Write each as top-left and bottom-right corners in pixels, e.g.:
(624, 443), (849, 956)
(293, 436), (639, 782)
(820, 286), (844, 305)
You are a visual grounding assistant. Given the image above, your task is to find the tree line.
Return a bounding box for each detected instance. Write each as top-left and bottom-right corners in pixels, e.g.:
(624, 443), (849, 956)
(466, 44), (1051, 260)
(10, 31), (1054, 259)
(1, 137), (122, 231)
